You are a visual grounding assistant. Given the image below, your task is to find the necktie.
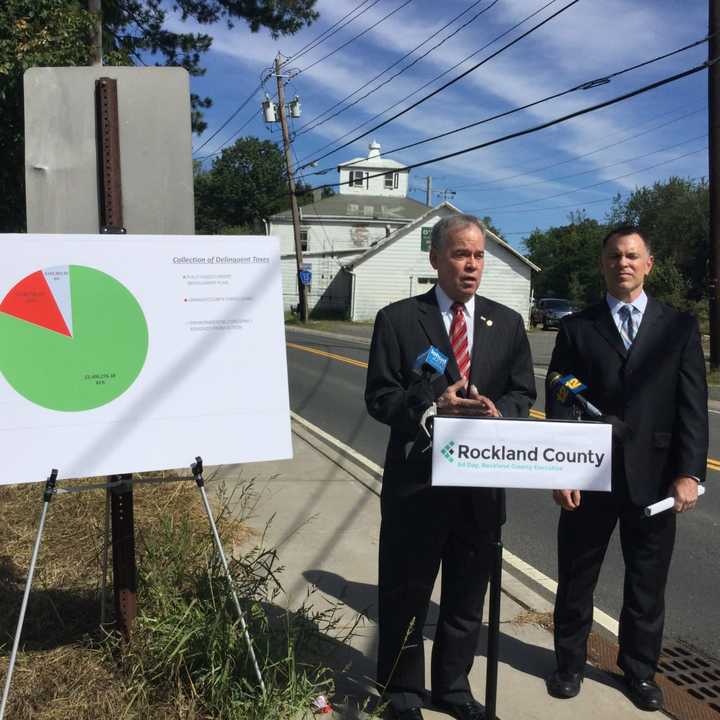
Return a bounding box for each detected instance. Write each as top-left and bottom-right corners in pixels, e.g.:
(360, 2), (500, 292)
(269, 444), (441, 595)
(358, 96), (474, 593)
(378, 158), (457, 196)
(619, 304), (635, 348)
(450, 302), (471, 380)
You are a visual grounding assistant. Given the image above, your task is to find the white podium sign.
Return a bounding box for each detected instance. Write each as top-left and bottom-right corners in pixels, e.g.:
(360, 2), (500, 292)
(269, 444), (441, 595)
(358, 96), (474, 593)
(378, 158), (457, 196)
(0, 234), (291, 485)
(432, 416), (611, 491)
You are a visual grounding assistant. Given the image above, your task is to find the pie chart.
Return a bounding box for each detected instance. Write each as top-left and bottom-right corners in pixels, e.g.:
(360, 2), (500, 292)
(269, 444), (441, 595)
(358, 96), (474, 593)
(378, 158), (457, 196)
(0, 265), (149, 411)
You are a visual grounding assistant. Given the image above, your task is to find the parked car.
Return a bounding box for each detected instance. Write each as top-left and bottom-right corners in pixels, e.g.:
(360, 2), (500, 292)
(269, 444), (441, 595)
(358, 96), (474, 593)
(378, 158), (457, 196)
(530, 298), (575, 329)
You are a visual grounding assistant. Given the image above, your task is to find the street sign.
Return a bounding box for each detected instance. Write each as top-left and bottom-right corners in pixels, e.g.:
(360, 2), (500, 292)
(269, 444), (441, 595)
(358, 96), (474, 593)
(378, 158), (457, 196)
(299, 270), (312, 286)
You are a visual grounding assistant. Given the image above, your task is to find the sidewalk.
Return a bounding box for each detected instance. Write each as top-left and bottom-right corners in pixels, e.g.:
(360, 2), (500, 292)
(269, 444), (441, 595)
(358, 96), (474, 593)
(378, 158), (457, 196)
(209, 419), (654, 720)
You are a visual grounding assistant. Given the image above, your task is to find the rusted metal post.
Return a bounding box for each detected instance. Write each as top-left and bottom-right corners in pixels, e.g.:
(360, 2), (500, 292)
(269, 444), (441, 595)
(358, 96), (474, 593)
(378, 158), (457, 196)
(96, 77), (135, 637)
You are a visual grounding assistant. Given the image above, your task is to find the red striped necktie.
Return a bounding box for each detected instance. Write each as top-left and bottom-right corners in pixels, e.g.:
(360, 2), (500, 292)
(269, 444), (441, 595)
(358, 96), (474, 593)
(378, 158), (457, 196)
(450, 301), (471, 381)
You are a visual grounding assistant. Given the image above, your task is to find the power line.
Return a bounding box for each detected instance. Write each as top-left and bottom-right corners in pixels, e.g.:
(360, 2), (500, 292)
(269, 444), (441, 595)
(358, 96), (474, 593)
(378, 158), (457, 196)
(194, 109), (262, 162)
(459, 134), (707, 193)
(295, 0), (499, 136)
(296, 0), (415, 76)
(467, 176), (705, 216)
(303, 59), (711, 195)
(452, 106), (706, 189)
(295, 0), (569, 168)
(192, 82), (263, 155)
(283, 0), (378, 66)
(303, 38), (711, 178)
(473, 145), (707, 212)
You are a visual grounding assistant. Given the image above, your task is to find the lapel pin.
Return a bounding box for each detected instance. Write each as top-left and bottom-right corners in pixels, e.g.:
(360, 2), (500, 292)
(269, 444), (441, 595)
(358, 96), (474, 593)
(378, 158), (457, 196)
(480, 315), (493, 326)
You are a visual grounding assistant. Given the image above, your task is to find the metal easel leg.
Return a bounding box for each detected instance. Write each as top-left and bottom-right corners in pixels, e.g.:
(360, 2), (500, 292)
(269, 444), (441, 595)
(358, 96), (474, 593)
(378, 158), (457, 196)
(485, 522), (503, 720)
(191, 457), (266, 696)
(0, 470), (58, 720)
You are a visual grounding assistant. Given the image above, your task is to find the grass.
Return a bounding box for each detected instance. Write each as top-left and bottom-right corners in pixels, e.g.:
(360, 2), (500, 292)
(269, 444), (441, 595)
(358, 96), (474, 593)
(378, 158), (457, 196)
(0, 476), (356, 719)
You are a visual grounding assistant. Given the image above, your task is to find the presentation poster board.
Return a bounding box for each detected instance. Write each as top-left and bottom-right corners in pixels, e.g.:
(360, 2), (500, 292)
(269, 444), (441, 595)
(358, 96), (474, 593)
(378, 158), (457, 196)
(432, 416), (612, 491)
(0, 234), (291, 485)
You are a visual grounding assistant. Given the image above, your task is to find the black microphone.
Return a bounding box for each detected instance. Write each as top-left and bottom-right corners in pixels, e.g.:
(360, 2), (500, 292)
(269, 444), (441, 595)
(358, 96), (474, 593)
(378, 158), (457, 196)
(548, 372), (602, 418)
(548, 372), (630, 441)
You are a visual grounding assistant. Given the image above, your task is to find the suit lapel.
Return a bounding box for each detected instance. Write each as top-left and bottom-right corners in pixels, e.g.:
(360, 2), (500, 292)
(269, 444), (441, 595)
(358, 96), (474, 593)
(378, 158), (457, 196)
(416, 289), (462, 384)
(470, 296), (492, 388)
(593, 302), (627, 360)
(625, 296), (664, 371)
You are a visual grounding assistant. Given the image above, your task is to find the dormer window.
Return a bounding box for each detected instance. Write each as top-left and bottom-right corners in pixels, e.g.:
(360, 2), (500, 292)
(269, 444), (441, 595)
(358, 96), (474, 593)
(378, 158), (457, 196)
(349, 170), (366, 188)
(384, 172), (399, 190)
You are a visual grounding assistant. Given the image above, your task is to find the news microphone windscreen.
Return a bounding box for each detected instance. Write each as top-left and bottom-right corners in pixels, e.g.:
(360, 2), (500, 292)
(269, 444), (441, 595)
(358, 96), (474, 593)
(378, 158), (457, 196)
(414, 346), (448, 374)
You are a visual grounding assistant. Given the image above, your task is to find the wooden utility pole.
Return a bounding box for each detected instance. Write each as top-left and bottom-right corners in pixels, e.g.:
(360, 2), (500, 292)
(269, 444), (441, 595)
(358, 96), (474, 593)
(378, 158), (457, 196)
(710, 0), (720, 368)
(275, 54), (308, 322)
(426, 176), (432, 207)
(88, 0), (103, 66)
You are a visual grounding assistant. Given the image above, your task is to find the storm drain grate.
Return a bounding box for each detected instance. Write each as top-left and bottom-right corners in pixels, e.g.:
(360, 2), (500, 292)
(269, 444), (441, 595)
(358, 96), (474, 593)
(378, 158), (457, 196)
(659, 642), (720, 716)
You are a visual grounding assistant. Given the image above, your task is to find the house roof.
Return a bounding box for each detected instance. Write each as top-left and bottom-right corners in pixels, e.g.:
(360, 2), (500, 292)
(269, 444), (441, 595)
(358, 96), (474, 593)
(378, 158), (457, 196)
(337, 157), (406, 171)
(270, 193), (429, 222)
(344, 202), (541, 273)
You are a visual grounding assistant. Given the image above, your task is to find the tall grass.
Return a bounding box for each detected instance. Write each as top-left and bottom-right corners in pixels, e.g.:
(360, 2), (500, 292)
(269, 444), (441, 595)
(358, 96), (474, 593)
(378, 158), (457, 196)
(1, 478), (351, 719)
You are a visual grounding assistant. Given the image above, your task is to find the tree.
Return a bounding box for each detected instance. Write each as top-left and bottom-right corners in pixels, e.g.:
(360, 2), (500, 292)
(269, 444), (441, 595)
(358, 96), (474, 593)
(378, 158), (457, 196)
(607, 177), (709, 304)
(481, 215), (504, 239)
(196, 136), (310, 233)
(524, 212), (607, 305)
(0, 0), (318, 231)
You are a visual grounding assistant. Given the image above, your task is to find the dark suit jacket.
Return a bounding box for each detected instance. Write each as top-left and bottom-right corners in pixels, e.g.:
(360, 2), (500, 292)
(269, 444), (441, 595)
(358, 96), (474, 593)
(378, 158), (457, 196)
(545, 297), (708, 506)
(365, 288), (536, 526)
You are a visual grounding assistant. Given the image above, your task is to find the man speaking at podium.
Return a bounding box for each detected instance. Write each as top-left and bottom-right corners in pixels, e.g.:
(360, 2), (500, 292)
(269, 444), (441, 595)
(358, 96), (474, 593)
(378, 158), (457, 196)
(545, 226), (708, 711)
(365, 214), (535, 720)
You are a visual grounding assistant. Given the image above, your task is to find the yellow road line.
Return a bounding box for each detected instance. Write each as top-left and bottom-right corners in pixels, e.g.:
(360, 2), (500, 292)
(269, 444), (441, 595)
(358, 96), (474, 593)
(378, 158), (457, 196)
(287, 342), (720, 472)
(286, 341), (368, 369)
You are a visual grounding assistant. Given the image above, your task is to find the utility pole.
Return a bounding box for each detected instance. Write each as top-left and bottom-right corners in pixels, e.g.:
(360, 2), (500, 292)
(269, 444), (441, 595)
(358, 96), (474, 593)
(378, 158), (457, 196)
(425, 176), (432, 207)
(710, 0), (720, 368)
(88, 0), (103, 66)
(274, 54), (308, 322)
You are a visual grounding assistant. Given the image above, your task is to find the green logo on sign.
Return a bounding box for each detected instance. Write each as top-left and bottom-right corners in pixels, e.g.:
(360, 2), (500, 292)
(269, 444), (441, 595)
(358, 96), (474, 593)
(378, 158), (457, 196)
(421, 226), (432, 252)
(441, 440), (456, 463)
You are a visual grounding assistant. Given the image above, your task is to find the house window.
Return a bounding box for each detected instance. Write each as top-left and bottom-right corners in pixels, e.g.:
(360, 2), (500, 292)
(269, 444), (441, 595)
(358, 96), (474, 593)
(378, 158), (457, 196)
(384, 172), (399, 189)
(300, 227), (309, 252)
(349, 170), (365, 188)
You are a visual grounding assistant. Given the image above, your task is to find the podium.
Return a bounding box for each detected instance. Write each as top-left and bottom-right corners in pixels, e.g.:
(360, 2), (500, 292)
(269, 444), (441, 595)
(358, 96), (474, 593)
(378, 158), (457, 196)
(430, 415), (612, 720)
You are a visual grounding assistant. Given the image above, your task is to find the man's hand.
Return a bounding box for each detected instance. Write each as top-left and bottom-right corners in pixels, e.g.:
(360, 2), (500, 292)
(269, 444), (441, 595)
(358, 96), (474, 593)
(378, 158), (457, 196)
(437, 379), (499, 416)
(468, 384), (500, 417)
(671, 476), (699, 513)
(553, 489), (582, 511)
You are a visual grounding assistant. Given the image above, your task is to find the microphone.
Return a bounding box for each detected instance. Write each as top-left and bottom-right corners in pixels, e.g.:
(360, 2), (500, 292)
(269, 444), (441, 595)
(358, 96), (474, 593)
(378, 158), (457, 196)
(413, 346), (449, 379)
(548, 372), (602, 418)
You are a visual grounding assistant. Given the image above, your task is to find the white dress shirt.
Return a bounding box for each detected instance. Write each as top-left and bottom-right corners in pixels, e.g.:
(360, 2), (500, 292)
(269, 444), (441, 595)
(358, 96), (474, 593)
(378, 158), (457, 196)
(606, 291), (647, 347)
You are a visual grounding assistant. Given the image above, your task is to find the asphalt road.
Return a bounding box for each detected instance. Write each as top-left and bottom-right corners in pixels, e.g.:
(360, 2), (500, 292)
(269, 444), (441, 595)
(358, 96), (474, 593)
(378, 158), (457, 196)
(285, 326), (720, 661)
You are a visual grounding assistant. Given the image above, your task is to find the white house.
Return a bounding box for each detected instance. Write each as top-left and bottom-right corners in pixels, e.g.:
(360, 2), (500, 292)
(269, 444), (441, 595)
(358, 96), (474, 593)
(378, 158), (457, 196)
(270, 142), (539, 323)
(269, 141), (428, 256)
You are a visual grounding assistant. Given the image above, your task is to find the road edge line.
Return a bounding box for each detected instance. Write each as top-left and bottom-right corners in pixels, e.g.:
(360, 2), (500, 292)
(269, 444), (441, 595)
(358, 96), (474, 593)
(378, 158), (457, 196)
(290, 411), (621, 637)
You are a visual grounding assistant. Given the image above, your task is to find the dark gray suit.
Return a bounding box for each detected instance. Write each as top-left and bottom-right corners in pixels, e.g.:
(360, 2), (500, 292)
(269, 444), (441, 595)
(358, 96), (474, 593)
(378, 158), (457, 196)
(546, 297), (708, 681)
(365, 288), (536, 712)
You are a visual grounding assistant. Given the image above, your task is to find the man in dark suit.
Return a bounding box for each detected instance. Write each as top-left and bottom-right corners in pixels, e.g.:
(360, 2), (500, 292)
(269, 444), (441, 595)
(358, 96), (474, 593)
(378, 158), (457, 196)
(365, 214), (536, 720)
(545, 225), (708, 712)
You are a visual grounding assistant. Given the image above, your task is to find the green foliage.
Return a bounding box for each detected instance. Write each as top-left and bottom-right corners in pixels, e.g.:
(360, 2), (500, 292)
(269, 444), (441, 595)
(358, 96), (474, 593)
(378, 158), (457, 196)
(195, 136), (289, 234)
(524, 212), (606, 305)
(0, 0), (97, 232)
(113, 483), (343, 719)
(525, 178), (710, 313)
(195, 136), (327, 233)
(481, 215), (503, 239)
(608, 176), (709, 302)
(0, 0), (318, 231)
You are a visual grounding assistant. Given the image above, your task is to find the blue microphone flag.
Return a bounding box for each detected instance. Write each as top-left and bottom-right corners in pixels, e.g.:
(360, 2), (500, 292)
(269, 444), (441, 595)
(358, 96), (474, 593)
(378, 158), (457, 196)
(414, 346), (448, 374)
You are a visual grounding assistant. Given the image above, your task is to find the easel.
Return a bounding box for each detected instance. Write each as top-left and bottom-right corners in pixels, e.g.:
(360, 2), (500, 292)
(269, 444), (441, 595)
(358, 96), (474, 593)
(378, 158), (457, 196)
(0, 456), (266, 719)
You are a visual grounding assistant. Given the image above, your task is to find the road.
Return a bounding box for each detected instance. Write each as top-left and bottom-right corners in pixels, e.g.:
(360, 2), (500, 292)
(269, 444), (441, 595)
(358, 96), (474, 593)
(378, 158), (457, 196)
(285, 326), (720, 661)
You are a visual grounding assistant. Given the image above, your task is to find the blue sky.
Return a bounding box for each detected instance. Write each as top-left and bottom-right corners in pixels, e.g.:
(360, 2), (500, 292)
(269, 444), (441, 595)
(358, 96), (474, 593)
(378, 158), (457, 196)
(175, 0), (709, 249)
